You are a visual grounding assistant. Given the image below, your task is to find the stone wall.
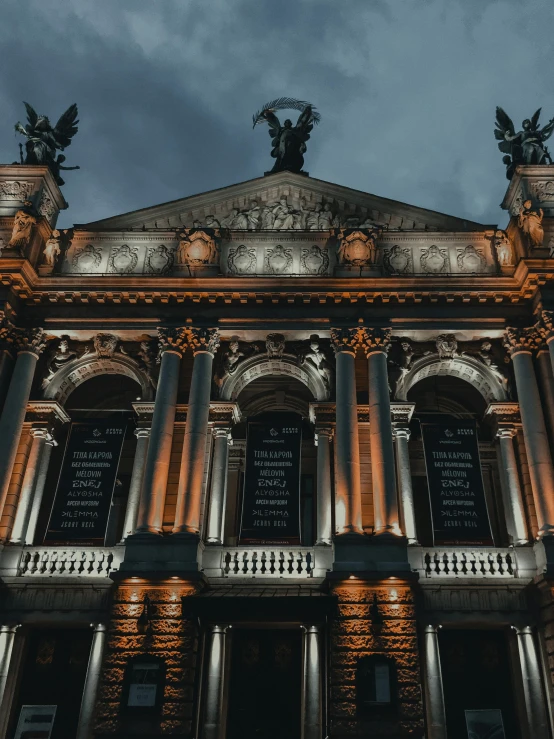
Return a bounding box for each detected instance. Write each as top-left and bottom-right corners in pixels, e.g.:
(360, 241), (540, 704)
(330, 581), (424, 738)
(94, 581), (199, 737)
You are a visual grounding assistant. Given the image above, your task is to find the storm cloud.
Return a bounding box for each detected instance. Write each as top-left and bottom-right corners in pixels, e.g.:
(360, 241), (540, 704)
(1, 0), (553, 229)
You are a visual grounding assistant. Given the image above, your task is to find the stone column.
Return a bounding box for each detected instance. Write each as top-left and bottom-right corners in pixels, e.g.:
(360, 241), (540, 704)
(516, 626), (550, 739)
(25, 433), (56, 545)
(0, 625), (19, 723)
(363, 328), (400, 535)
(540, 310), (554, 382)
(121, 428), (150, 540)
(536, 348), (554, 444)
(203, 625), (228, 739)
(206, 428), (231, 544)
(0, 329), (46, 522)
(504, 328), (554, 534)
(315, 428), (333, 545)
(10, 426), (50, 544)
(391, 403), (417, 544)
(485, 404), (528, 545)
(76, 623), (107, 739)
(423, 625), (447, 739)
(136, 328), (189, 534)
(302, 625), (323, 739)
(173, 328), (220, 535)
(330, 329), (363, 535)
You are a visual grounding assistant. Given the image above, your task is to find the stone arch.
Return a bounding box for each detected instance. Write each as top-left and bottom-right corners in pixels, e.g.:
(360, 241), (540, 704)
(218, 353), (329, 402)
(395, 354), (508, 404)
(43, 354), (154, 406)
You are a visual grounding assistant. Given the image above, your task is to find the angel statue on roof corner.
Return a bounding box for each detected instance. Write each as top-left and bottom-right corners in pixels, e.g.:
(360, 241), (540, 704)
(15, 102), (80, 186)
(252, 97), (321, 174)
(494, 106), (554, 179)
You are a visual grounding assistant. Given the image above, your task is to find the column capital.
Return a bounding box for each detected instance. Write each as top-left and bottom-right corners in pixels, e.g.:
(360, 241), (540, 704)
(390, 402), (415, 428)
(29, 426), (52, 441)
(89, 622), (107, 634)
(361, 327), (392, 356)
(330, 327), (364, 355)
(503, 326), (541, 357)
(314, 427), (334, 446)
(134, 427), (151, 439)
(485, 402), (522, 435)
(10, 327), (47, 357)
(157, 327), (191, 358)
(212, 426), (232, 442)
(538, 310), (554, 344)
(190, 327), (220, 356)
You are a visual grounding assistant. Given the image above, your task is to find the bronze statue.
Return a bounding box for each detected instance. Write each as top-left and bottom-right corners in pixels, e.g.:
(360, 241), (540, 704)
(253, 98), (320, 173)
(495, 107), (554, 178)
(15, 102), (80, 185)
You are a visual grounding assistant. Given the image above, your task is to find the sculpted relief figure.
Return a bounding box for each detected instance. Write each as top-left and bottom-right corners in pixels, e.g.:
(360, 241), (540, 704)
(266, 333), (286, 358)
(495, 106), (554, 178)
(176, 230), (218, 265)
(436, 334), (458, 360)
(494, 230), (514, 266)
(94, 333), (119, 358)
(42, 336), (77, 388)
(337, 229), (379, 266)
(300, 336), (333, 390)
(253, 98), (320, 174)
(272, 197), (295, 229)
(8, 202), (37, 249)
(43, 230), (61, 266)
(518, 199), (544, 247)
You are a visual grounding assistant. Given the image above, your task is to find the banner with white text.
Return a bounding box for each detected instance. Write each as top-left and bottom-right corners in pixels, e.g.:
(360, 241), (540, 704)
(421, 420), (494, 546)
(239, 412), (302, 544)
(45, 422), (126, 544)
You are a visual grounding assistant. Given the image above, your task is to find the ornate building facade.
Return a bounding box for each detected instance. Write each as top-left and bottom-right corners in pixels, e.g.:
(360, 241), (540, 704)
(1, 159), (554, 738)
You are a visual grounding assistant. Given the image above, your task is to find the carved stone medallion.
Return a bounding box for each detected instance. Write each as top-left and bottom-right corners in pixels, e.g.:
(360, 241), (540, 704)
(301, 245), (329, 275)
(383, 244), (412, 274)
(457, 244), (485, 272)
(145, 245), (173, 274)
(228, 245), (257, 274)
(420, 244), (449, 274)
(337, 230), (377, 266)
(176, 230), (218, 265)
(265, 245), (292, 274)
(72, 244), (102, 272)
(109, 244), (138, 274)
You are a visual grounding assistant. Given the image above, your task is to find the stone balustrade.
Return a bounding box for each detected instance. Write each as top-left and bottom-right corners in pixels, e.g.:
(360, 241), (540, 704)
(18, 546), (123, 577)
(409, 547), (521, 578)
(201, 546), (333, 579)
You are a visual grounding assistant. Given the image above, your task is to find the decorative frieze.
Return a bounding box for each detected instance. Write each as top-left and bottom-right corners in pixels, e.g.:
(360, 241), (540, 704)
(0, 181), (34, 200)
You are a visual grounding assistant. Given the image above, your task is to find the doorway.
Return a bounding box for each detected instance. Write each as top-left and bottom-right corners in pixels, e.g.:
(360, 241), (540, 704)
(226, 628), (302, 739)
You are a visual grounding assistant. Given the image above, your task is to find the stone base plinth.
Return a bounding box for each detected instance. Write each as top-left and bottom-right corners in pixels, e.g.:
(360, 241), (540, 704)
(115, 533), (202, 578)
(332, 532), (412, 576)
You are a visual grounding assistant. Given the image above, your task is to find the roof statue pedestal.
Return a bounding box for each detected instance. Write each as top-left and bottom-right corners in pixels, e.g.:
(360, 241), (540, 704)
(502, 164), (554, 257)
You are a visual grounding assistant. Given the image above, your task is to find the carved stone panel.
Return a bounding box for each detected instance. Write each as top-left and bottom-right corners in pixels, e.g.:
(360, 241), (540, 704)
(383, 244), (412, 274)
(265, 245), (292, 275)
(38, 190), (56, 222)
(72, 244), (102, 272)
(457, 244), (486, 273)
(228, 245), (257, 274)
(144, 244), (173, 274)
(108, 244), (138, 274)
(0, 181), (34, 200)
(420, 244), (450, 274)
(301, 245), (329, 275)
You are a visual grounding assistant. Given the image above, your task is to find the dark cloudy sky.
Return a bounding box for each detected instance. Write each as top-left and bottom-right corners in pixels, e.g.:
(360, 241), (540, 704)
(1, 0), (553, 229)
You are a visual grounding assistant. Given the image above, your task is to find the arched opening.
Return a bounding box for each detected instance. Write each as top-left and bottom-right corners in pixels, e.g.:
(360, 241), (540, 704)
(406, 374), (512, 547)
(35, 373), (142, 546)
(221, 375), (319, 547)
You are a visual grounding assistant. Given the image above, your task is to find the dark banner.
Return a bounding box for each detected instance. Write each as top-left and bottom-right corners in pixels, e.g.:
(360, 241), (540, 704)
(421, 420), (494, 546)
(45, 422), (126, 544)
(240, 413), (302, 544)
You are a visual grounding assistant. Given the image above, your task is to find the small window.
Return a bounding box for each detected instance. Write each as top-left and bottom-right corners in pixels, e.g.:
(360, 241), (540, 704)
(356, 656), (397, 715)
(121, 655), (165, 714)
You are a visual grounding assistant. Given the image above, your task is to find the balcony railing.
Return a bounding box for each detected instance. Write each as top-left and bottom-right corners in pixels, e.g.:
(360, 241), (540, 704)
(202, 546), (332, 579)
(409, 547), (519, 578)
(18, 546), (123, 578)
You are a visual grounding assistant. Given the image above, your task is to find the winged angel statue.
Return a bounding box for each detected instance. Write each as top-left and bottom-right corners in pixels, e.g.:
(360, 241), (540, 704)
(495, 106), (554, 178)
(253, 98), (320, 173)
(15, 102), (80, 186)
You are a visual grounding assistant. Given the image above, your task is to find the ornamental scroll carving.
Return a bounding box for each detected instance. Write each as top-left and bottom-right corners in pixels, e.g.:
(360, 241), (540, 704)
(420, 245), (449, 274)
(109, 244), (138, 274)
(38, 190), (56, 221)
(228, 245), (257, 274)
(145, 245), (173, 274)
(72, 244), (102, 272)
(457, 245), (485, 273)
(301, 245), (329, 275)
(0, 181), (34, 200)
(265, 245), (292, 274)
(383, 244), (412, 274)
(530, 180), (554, 202)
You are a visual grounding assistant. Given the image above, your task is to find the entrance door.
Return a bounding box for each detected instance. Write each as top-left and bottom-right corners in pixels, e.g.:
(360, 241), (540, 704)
(439, 629), (521, 739)
(9, 628), (92, 739)
(226, 629), (302, 739)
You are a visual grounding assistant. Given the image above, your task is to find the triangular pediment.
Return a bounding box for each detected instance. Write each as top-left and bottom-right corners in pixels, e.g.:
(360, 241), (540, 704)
(78, 171), (486, 233)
